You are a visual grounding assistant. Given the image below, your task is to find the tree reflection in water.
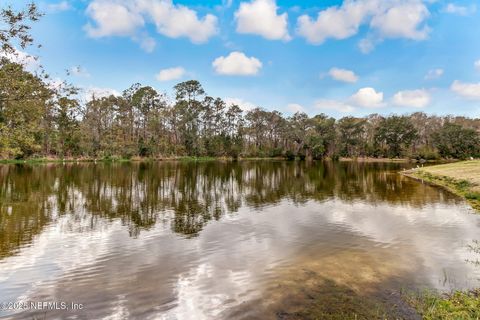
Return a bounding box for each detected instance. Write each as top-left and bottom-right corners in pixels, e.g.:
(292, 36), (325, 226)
(0, 161), (462, 259)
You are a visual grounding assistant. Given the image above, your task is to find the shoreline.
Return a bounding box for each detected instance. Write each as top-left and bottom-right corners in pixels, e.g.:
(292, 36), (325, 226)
(401, 161), (480, 317)
(0, 156), (448, 165)
(402, 160), (480, 212)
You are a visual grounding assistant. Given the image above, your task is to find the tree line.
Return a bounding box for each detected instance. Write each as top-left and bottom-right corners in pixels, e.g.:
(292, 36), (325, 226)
(2, 71), (480, 160)
(1, 3), (479, 161)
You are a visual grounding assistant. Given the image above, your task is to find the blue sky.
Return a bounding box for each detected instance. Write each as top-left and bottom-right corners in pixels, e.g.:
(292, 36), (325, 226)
(6, 0), (480, 117)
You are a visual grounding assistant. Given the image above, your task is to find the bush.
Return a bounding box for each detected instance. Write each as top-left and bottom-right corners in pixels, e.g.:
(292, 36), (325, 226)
(465, 192), (480, 200)
(269, 147), (283, 158)
(284, 150), (295, 161)
(412, 148), (440, 161)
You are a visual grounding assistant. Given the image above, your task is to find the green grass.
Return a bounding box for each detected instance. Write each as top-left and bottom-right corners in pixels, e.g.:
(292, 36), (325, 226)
(405, 290), (480, 320)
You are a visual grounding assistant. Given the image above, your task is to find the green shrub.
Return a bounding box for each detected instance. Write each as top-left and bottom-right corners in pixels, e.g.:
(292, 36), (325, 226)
(284, 150), (295, 161)
(465, 192), (480, 200)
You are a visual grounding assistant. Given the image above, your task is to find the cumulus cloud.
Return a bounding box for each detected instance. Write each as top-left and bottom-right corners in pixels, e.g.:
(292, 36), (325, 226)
(136, 0), (218, 44)
(328, 67), (358, 83)
(235, 0), (290, 41)
(370, 1), (430, 40)
(451, 80), (480, 100)
(315, 99), (355, 113)
(224, 97), (257, 111)
(212, 52), (262, 76)
(350, 87), (384, 108)
(297, 0), (430, 48)
(85, 1), (144, 38)
(85, 0), (218, 47)
(296, 1), (372, 45)
(424, 68), (444, 80)
(156, 67), (186, 81)
(443, 3), (476, 16)
(392, 89), (431, 108)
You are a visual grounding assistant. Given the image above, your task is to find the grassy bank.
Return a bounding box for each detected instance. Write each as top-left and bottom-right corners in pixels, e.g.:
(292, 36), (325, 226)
(404, 160), (480, 212)
(404, 289), (480, 320)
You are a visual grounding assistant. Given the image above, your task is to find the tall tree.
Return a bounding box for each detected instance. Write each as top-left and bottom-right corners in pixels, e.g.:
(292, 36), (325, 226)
(433, 123), (480, 159)
(374, 116), (418, 158)
(0, 61), (51, 158)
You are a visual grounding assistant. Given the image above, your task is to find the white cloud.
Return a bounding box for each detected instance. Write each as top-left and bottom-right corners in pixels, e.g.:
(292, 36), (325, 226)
(287, 103), (306, 113)
(224, 97), (257, 111)
(296, 1), (373, 45)
(328, 67), (358, 83)
(136, 0), (218, 44)
(48, 1), (71, 12)
(85, 1), (144, 38)
(475, 60), (480, 71)
(0, 49), (40, 71)
(350, 87), (384, 108)
(70, 66), (91, 78)
(314, 99), (355, 113)
(451, 80), (480, 100)
(424, 68), (444, 80)
(235, 0), (290, 41)
(296, 0), (430, 47)
(392, 89), (431, 108)
(85, 87), (120, 101)
(443, 3), (476, 16)
(156, 67), (186, 81)
(85, 0), (218, 45)
(370, 1), (430, 40)
(212, 52), (262, 76)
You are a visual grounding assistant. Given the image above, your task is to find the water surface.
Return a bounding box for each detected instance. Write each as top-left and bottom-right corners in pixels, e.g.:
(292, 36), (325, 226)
(1, 161), (479, 319)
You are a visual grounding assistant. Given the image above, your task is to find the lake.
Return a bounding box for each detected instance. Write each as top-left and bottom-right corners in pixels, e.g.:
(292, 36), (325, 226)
(1, 161), (479, 319)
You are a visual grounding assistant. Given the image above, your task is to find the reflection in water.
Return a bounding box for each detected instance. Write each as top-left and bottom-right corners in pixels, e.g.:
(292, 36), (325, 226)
(0, 161), (479, 319)
(0, 161), (457, 257)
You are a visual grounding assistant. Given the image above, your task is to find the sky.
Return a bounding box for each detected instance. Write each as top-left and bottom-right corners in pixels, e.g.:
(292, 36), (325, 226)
(5, 0), (480, 118)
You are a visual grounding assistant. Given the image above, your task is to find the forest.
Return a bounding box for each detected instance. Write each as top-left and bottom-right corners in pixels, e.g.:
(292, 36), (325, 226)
(1, 4), (480, 161)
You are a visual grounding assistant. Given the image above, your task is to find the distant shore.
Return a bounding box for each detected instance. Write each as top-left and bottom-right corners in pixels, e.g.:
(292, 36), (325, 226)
(0, 156), (448, 165)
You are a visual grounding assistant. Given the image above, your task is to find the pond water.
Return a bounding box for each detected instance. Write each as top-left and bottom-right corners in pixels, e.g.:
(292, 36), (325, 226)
(0, 161), (479, 319)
